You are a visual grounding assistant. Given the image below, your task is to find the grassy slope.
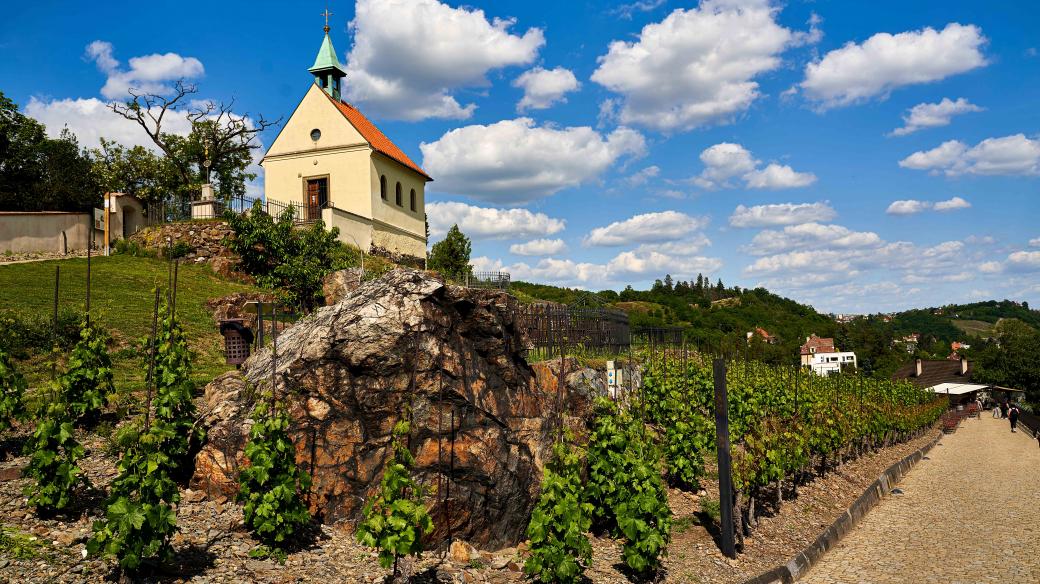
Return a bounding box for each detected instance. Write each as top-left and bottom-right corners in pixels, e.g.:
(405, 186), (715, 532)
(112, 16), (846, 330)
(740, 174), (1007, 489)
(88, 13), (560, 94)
(0, 255), (260, 390)
(951, 319), (995, 337)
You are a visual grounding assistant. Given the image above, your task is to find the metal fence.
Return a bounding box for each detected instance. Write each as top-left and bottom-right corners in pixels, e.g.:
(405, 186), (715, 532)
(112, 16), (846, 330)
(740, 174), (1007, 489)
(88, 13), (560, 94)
(514, 303), (630, 356)
(146, 194), (320, 224)
(464, 271), (511, 290)
(632, 326), (686, 347)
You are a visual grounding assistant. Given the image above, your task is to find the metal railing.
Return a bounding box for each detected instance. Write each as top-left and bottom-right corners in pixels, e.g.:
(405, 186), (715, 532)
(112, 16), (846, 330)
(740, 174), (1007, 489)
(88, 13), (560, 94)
(465, 271), (511, 290)
(146, 194), (324, 224)
(514, 303), (630, 356)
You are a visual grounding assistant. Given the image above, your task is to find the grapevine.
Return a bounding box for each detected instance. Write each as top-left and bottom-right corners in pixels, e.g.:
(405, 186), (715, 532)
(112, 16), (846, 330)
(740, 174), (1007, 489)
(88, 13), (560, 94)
(0, 347), (27, 434)
(61, 321), (115, 424)
(22, 385), (86, 514)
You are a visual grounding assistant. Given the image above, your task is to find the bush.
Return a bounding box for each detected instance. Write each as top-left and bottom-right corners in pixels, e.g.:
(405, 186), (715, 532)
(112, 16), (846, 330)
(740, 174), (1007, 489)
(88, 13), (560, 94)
(524, 437), (592, 583)
(88, 420), (179, 571)
(113, 239), (155, 258)
(150, 299), (203, 476)
(0, 348), (27, 434)
(585, 398), (671, 576)
(167, 241), (192, 259)
(237, 395), (312, 561)
(355, 418), (433, 570)
(61, 321), (115, 424)
(22, 389), (86, 513)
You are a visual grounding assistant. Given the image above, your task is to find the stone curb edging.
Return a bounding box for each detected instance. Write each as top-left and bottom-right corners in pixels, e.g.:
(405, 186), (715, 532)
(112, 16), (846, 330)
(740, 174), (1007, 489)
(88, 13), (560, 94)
(743, 429), (944, 584)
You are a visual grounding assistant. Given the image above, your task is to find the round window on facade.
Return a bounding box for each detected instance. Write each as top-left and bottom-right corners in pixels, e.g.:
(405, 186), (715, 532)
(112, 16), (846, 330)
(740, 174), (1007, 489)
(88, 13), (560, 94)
(310, 128), (321, 142)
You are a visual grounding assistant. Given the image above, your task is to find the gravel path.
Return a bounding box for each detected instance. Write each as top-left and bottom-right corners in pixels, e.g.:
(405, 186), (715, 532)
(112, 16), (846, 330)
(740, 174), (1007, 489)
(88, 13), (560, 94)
(803, 415), (1040, 583)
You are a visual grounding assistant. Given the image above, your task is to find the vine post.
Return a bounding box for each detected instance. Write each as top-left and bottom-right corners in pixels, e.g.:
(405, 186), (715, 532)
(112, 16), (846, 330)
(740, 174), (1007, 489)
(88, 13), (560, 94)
(144, 288), (160, 428)
(713, 358), (737, 559)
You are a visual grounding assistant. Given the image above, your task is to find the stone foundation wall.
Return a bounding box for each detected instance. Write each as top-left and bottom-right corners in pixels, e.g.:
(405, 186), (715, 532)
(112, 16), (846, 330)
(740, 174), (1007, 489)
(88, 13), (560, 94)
(129, 221), (234, 263)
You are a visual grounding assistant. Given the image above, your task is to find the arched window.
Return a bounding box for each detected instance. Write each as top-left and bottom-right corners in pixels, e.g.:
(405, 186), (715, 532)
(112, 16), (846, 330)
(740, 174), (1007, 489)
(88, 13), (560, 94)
(395, 182), (403, 206)
(380, 175), (387, 200)
(409, 189), (417, 212)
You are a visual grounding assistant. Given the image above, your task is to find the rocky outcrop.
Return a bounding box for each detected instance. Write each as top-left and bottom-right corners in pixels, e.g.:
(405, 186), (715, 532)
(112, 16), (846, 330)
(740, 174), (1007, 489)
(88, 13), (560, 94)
(191, 269), (616, 549)
(204, 292), (278, 324)
(129, 222), (234, 263)
(321, 267), (364, 306)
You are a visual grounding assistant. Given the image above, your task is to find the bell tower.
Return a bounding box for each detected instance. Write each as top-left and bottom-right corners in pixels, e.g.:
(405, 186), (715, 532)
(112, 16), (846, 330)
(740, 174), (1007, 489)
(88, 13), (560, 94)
(309, 11), (347, 100)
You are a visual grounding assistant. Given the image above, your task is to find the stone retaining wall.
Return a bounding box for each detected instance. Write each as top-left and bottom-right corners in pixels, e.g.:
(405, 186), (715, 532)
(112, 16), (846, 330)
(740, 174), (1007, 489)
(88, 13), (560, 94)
(128, 221), (234, 263)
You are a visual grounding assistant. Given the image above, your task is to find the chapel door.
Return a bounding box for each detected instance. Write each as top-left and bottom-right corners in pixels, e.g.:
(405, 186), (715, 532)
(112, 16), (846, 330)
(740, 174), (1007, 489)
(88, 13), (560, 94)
(306, 178), (328, 222)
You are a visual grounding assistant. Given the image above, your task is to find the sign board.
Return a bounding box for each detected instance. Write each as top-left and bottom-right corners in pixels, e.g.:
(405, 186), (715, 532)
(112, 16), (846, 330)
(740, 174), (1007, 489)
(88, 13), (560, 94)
(606, 360), (622, 399)
(93, 208), (104, 230)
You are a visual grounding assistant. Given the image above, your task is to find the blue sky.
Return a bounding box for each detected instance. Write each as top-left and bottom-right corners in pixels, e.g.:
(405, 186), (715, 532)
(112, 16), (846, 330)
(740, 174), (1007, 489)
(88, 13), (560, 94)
(2, 0), (1038, 313)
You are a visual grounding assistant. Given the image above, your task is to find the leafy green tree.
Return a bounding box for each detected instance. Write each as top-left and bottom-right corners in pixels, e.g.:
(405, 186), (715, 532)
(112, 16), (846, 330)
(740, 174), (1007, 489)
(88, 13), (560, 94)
(61, 321), (115, 424)
(972, 319), (1040, 406)
(88, 420), (179, 571)
(22, 387), (86, 513)
(0, 92), (102, 211)
(428, 225), (472, 283)
(237, 394), (312, 561)
(0, 347), (26, 434)
(355, 418), (433, 571)
(524, 437), (593, 583)
(89, 138), (179, 202)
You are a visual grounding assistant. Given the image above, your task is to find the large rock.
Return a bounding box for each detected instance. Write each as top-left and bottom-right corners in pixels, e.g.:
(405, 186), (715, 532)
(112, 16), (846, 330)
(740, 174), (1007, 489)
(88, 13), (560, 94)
(321, 267), (364, 305)
(191, 269), (614, 549)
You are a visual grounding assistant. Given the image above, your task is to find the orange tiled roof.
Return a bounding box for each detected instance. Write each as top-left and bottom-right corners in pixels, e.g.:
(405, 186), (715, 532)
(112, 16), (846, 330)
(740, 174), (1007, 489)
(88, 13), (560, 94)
(800, 335), (836, 355)
(324, 92), (432, 181)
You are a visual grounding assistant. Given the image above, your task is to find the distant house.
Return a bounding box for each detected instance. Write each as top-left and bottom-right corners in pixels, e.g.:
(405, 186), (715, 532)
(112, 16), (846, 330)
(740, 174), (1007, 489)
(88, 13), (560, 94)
(891, 357), (1000, 405)
(895, 333), (921, 353)
(951, 341), (971, 351)
(746, 327), (777, 345)
(800, 334), (855, 375)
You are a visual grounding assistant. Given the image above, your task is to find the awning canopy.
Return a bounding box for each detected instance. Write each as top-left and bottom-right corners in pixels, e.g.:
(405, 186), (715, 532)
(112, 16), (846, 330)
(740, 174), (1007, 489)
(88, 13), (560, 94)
(927, 382), (991, 396)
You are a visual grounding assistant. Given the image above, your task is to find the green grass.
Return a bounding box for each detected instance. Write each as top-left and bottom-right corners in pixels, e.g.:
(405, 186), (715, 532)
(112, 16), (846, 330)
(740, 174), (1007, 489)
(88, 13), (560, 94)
(0, 255), (261, 391)
(951, 319), (995, 337)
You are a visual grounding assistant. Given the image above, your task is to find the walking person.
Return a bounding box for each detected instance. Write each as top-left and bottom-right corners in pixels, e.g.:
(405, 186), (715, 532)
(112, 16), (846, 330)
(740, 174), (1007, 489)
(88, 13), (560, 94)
(1000, 400), (1009, 419)
(1009, 403), (1021, 433)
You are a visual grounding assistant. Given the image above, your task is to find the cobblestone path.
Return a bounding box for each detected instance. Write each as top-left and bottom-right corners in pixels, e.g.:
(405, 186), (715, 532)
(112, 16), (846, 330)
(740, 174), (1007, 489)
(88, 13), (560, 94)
(802, 415), (1040, 583)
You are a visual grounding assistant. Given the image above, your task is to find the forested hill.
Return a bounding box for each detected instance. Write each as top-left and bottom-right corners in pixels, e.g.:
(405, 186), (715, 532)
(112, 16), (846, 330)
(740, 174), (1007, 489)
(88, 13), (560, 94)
(510, 276), (837, 364)
(890, 300), (1038, 342)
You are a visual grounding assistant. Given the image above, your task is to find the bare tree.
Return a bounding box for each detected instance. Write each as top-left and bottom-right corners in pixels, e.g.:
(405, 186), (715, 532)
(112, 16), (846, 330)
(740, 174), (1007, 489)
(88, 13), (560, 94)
(109, 80), (278, 200)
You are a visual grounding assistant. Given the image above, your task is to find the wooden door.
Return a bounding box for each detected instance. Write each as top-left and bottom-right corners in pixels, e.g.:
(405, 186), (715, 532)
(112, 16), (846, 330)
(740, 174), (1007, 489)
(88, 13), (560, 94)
(306, 178), (327, 221)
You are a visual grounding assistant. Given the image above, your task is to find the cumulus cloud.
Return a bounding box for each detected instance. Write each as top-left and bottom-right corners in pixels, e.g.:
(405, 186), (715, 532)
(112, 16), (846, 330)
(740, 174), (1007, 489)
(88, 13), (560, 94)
(1030, 237), (1040, 247)
(979, 261), (1004, 274)
(591, 0), (809, 131)
(608, 0), (666, 20)
(24, 96), (193, 149)
(745, 239), (965, 278)
(426, 201), (565, 239)
(86, 40), (204, 100)
(899, 134), (1040, 176)
(729, 202), (836, 228)
(800, 23), (987, 108)
(889, 97), (983, 136)
(624, 165), (661, 187)
(584, 211), (708, 247)
(344, 0), (543, 120)
(886, 197), (971, 215)
(1007, 250), (1040, 271)
(743, 223), (883, 256)
(513, 67), (580, 111)
(509, 238), (568, 256)
(420, 118), (645, 204)
(693, 143), (816, 189)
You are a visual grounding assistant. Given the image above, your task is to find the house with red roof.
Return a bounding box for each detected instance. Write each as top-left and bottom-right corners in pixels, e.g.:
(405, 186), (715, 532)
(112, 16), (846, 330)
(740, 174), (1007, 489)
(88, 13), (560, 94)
(260, 26), (430, 259)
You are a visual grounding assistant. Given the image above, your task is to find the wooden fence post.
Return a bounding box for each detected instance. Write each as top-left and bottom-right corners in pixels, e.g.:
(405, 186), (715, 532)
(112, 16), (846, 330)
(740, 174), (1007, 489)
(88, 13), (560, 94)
(713, 358), (737, 559)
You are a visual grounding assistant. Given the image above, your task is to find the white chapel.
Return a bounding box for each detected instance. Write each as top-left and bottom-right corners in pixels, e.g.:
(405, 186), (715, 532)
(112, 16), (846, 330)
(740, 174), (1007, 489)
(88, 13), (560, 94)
(260, 24), (431, 259)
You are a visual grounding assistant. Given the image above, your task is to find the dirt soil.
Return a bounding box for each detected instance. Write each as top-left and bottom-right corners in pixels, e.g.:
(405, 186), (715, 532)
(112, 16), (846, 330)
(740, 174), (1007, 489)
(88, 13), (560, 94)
(0, 414), (939, 583)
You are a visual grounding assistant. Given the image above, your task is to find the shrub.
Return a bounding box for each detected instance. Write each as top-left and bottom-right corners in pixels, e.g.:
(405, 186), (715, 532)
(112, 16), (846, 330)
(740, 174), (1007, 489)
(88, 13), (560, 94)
(150, 300), (203, 476)
(355, 418), (433, 570)
(0, 348), (27, 434)
(88, 420), (179, 571)
(167, 241), (192, 259)
(237, 395), (312, 561)
(0, 308), (83, 357)
(524, 437), (592, 583)
(585, 397), (671, 576)
(22, 388), (86, 513)
(61, 321), (115, 424)
(113, 239), (155, 258)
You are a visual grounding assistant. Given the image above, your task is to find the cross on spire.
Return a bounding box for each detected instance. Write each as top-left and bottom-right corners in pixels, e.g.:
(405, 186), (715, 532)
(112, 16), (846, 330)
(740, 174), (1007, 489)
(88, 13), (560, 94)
(321, 7), (333, 33)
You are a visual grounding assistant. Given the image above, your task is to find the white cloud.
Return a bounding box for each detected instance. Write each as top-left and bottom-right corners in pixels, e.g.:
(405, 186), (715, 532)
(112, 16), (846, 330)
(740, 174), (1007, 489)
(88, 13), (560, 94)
(509, 238), (567, 256)
(979, 261), (1004, 274)
(1030, 237), (1040, 247)
(344, 0), (544, 120)
(800, 23), (987, 108)
(933, 196), (972, 211)
(513, 67), (580, 111)
(899, 134), (1040, 176)
(693, 143), (816, 189)
(584, 211), (708, 247)
(606, 249), (722, 278)
(426, 201), (565, 240)
(889, 97), (983, 136)
(86, 40), (204, 100)
(420, 118), (645, 204)
(1007, 251), (1040, 271)
(591, 0), (807, 131)
(886, 196), (972, 215)
(729, 202), (837, 227)
(609, 0), (666, 20)
(624, 165), (660, 186)
(743, 223), (883, 256)
(24, 96), (193, 150)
